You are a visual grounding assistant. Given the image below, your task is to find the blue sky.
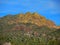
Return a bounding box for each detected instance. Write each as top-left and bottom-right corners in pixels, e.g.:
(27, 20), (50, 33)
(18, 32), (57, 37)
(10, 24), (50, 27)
(0, 0), (60, 25)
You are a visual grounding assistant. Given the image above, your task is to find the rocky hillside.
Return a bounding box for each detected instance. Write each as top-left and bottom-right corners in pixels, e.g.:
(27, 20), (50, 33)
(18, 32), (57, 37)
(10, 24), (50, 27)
(0, 12), (58, 28)
(0, 12), (60, 45)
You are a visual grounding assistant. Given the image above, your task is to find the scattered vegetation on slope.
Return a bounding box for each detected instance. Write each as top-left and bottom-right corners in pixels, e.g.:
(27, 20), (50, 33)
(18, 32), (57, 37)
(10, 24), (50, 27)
(0, 12), (60, 45)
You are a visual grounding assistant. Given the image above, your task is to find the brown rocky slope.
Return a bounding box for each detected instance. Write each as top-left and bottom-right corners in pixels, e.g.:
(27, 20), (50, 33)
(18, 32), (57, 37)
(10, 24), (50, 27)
(0, 12), (60, 29)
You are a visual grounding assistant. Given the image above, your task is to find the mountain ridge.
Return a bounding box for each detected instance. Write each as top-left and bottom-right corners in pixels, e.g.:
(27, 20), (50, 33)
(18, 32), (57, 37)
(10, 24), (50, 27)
(0, 12), (60, 45)
(0, 12), (60, 29)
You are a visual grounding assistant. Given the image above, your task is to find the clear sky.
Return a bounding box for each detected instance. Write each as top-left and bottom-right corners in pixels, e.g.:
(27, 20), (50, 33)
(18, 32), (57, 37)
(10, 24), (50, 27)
(0, 0), (60, 25)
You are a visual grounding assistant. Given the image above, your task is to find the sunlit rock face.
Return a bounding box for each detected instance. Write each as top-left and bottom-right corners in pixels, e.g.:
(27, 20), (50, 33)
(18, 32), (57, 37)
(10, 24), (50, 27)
(0, 12), (56, 28)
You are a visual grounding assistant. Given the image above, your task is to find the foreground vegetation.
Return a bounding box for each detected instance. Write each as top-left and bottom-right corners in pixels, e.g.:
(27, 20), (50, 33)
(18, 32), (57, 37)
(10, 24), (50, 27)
(0, 23), (60, 45)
